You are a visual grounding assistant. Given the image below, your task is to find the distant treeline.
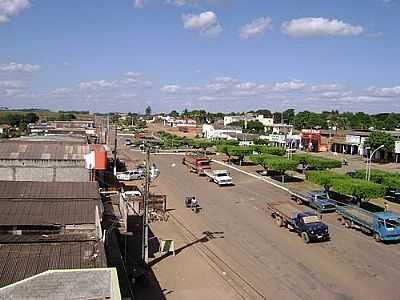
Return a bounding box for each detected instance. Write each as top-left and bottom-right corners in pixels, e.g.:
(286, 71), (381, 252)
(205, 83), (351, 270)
(167, 109), (400, 131)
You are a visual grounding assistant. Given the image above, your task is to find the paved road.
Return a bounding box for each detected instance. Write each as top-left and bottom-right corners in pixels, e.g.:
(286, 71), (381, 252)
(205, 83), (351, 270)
(121, 147), (400, 300)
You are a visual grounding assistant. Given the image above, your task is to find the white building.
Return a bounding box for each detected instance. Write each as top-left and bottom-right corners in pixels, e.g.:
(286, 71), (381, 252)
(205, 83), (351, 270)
(202, 124), (242, 140)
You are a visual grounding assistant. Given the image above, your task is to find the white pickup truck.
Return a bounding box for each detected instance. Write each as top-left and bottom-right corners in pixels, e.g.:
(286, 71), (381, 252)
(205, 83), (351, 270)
(204, 170), (233, 186)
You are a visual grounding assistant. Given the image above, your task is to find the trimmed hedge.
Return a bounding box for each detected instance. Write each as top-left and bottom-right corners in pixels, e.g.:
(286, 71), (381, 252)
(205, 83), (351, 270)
(306, 170), (385, 201)
(294, 154), (342, 170)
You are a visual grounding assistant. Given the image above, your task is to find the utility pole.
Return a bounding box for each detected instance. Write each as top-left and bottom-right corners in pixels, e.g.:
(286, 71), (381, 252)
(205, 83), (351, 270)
(113, 126), (117, 176)
(142, 145), (150, 264)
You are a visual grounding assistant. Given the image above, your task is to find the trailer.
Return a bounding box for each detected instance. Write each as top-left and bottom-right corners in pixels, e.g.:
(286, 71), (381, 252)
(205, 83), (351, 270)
(289, 189), (336, 213)
(182, 153), (211, 175)
(204, 169), (233, 186)
(336, 205), (400, 242)
(267, 201), (330, 243)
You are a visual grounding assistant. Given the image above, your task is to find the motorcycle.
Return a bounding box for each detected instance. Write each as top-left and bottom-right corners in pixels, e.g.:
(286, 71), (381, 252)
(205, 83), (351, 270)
(185, 196), (201, 214)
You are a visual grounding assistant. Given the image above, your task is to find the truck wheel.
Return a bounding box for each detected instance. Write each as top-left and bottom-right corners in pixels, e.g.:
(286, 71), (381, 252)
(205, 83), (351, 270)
(302, 232), (310, 244)
(344, 220), (351, 228)
(275, 216), (283, 227)
(374, 233), (381, 242)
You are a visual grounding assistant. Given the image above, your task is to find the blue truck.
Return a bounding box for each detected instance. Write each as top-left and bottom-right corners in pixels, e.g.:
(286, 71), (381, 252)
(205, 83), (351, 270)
(336, 205), (400, 242)
(267, 201), (330, 243)
(289, 190), (336, 213)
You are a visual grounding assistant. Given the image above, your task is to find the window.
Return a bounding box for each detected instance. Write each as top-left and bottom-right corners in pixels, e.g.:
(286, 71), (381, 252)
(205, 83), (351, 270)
(302, 215), (320, 224)
(385, 218), (400, 229)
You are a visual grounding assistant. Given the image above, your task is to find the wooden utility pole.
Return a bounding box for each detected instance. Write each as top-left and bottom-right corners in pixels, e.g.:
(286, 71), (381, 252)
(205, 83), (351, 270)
(113, 126), (117, 176)
(142, 145), (150, 264)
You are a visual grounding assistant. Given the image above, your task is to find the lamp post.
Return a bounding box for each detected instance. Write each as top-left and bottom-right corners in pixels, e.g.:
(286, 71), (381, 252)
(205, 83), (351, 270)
(365, 145), (384, 181)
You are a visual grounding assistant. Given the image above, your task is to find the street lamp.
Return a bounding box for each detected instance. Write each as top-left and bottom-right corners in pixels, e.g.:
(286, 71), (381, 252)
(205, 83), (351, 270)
(365, 145), (384, 181)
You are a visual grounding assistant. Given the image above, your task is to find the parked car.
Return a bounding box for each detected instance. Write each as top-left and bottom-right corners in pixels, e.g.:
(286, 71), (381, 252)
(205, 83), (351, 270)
(116, 170), (143, 181)
(123, 190), (142, 198)
(385, 189), (400, 203)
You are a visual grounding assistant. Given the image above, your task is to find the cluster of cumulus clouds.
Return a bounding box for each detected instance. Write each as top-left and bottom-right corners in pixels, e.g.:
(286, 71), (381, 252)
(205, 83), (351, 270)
(134, 0), (365, 39)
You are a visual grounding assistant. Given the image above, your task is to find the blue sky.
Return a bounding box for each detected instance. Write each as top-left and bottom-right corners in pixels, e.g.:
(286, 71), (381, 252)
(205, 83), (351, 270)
(0, 0), (399, 113)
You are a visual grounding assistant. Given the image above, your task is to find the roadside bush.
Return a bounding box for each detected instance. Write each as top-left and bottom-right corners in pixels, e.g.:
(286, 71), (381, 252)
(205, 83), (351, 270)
(294, 154), (342, 170)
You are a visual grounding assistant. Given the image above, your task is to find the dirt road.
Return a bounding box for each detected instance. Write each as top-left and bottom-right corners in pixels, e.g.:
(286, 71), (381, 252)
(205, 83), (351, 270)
(122, 147), (400, 300)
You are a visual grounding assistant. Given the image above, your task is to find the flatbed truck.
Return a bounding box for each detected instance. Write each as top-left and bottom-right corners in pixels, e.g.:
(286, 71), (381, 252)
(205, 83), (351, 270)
(267, 201), (330, 243)
(337, 205), (400, 242)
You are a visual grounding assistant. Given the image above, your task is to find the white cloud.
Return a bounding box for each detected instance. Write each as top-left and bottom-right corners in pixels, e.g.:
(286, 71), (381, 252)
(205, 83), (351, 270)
(273, 80), (306, 92)
(166, 0), (230, 6)
(79, 80), (117, 90)
(0, 62), (40, 72)
(236, 82), (257, 90)
(124, 71), (143, 78)
(161, 85), (181, 93)
(166, 0), (199, 6)
(240, 17), (272, 39)
(52, 88), (73, 95)
(281, 17), (363, 38)
(367, 86), (400, 97)
(213, 76), (239, 84)
(134, 0), (145, 8)
(182, 11), (222, 37)
(0, 80), (24, 89)
(311, 84), (342, 92)
(0, 0), (30, 23)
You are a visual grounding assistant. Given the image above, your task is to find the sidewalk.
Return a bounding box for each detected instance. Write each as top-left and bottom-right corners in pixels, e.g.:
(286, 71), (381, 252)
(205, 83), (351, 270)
(137, 213), (240, 300)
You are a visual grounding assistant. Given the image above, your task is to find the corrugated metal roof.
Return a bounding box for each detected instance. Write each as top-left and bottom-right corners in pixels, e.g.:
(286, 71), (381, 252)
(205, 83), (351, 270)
(0, 239), (106, 287)
(0, 199), (99, 226)
(0, 141), (89, 160)
(0, 181), (100, 199)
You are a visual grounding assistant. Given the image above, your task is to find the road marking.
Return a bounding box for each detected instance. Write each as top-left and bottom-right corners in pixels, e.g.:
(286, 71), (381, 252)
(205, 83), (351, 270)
(211, 159), (290, 192)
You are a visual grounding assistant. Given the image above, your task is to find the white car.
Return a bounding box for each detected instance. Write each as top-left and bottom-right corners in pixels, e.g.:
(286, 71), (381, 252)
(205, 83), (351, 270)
(123, 190), (142, 198)
(116, 170), (143, 181)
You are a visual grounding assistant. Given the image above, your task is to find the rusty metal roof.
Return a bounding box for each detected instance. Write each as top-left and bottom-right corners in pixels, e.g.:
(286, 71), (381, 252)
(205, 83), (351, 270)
(0, 181), (100, 200)
(0, 237), (106, 288)
(0, 181), (101, 226)
(0, 141), (89, 160)
(0, 199), (99, 226)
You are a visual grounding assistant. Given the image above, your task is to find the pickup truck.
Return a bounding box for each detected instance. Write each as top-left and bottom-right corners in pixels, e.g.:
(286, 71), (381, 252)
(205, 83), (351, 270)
(337, 205), (400, 242)
(116, 170), (143, 181)
(204, 170), (233, 186)
(182, 154), (211, 175)
(290, 190), (336, 213)
(267, 201), (330, 243)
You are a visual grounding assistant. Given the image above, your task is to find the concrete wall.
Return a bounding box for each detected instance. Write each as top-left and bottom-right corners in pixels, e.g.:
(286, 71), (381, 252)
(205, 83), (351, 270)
(0, 166), (90, 182)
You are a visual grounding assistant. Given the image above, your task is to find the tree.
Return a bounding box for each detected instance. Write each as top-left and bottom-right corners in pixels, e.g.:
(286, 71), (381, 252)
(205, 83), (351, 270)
(24, 113), (39, 124)
(330, 178), (385, 203)
(365, 131), (395, 161)
(170, 110), (179, 117)
(145, 105), (152, 116)
(305, 170), (385, 203)
(282, 109), (295, 125)
(255, 109), (273, 118)
(250, 154), (298, 182)
(294, 154), (342, 170)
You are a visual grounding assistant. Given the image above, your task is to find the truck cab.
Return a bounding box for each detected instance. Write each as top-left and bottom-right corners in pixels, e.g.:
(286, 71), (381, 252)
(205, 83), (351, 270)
(372, 212), (400, 242)
(293, 212), (330, 243)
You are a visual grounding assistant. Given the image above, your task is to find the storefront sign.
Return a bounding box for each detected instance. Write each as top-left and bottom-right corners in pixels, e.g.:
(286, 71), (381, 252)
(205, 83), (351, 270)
(267, 134), (286, 143)
(395, 141), (400, 154)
